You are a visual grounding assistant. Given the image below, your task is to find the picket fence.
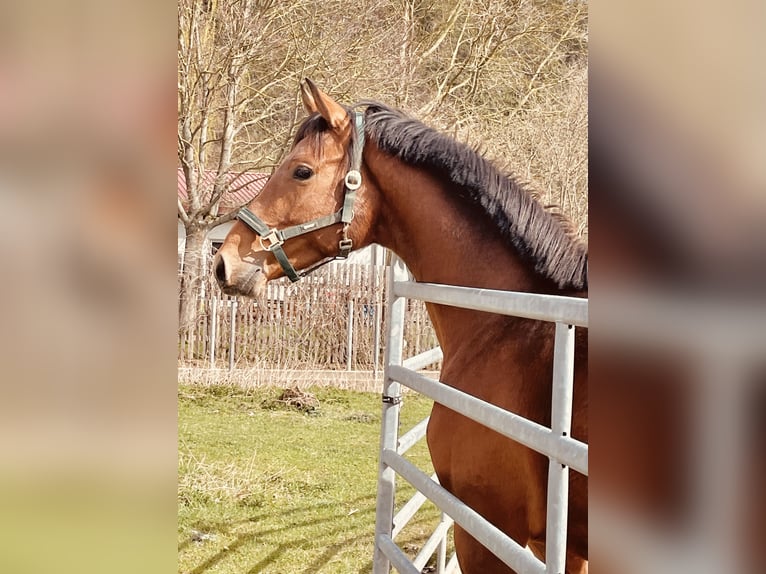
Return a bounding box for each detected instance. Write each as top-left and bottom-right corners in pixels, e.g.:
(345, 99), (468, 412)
(178, 262), (438, 370)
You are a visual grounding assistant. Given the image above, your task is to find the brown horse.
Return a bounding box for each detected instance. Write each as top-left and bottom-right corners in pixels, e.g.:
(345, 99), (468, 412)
(214, 79), (588, 573)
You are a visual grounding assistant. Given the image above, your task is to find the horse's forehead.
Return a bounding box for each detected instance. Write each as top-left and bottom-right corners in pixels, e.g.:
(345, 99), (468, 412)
(291, 131), (346, 161)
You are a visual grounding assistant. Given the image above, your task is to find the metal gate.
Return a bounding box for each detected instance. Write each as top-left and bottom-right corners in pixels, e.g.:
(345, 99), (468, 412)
(372, 256), (589, 574)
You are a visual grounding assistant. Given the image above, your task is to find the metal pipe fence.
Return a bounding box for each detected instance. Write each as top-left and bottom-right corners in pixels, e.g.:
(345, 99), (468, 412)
(373, 256), (588, 574)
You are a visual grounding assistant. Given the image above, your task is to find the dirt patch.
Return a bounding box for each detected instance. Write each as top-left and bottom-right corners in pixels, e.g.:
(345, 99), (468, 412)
(262, 386), (320, 414)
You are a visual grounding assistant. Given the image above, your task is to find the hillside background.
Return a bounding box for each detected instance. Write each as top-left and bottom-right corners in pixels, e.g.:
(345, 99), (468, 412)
(178, 0), (588, 343)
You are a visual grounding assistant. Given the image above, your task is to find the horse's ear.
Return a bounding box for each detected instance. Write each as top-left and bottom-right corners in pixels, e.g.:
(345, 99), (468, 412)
(300, 80), (318, 114)
(304, 78), (349, 133)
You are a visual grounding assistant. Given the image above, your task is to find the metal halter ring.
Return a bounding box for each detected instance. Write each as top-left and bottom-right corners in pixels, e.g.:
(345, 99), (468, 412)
(344, 169), (362, 190)
(258, 229), (284, 251)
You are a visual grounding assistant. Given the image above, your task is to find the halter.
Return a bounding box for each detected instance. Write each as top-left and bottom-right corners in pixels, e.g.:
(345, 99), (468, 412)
(236, 110), (365, 282)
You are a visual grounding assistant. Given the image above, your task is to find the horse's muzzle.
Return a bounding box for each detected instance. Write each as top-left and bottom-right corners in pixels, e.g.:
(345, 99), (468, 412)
(213, 251), (265, 298)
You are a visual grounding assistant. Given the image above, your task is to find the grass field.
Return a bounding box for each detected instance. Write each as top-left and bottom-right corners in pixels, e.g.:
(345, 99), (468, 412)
(179, 382), (447, 573)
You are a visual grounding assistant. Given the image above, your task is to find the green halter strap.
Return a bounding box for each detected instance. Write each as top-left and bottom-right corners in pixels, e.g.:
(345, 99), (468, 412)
(236, 110), (365, 283)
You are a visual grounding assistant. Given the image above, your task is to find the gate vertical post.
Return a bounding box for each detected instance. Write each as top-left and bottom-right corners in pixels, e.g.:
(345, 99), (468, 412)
(373, 246), (384, 376)
(436, 513), (448, 573)
(373, 255), (408, 574)
(546, 322), (575, 574)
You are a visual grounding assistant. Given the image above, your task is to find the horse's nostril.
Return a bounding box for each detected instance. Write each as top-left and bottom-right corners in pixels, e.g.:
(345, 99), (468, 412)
(214, 256), (227, 285)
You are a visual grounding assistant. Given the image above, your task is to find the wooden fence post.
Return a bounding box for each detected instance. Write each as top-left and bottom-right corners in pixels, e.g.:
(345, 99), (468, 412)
(209, 297), (217, 368)
(346, 299), (354, 371)
(229, 299), (237, 372)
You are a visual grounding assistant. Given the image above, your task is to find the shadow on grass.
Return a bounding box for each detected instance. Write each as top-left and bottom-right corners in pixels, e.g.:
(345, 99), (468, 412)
(300, 530), (374, 574)
(181, 494), (378, 574)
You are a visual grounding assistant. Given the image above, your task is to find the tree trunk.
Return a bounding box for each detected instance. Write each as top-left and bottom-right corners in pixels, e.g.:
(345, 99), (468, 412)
(178, 225), (209, 339)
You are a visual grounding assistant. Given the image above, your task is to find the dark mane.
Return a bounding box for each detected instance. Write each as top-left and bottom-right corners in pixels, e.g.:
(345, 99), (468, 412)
(294, 102), (588, 290)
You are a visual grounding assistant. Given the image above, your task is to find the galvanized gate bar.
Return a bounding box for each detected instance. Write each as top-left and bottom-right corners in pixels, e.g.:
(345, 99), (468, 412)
(388, 365), (588, 475)
(377, 534), (422, 574)
(436, 517), (450, 574)
(413, 514), (454, 571)
(397, 416), (430, 455)
(382, 448), (547, 574)
(374, 256), (588, 574)
(394, 281), (588, 327)
(372, 257), (409, 574)
(392, 489), (429, 539)
(545, 322), (576, 574)
(392, 474), (443, 540)
(402, 346), (443, 371)
(445, 553), (459, 573)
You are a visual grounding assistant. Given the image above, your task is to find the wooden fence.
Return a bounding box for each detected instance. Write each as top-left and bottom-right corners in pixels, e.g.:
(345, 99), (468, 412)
(178, 262), (438, 371)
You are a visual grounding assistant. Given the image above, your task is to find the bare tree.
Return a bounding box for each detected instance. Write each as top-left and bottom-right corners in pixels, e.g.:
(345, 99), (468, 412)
(177, 0), (302, 334)
(176, 0), (588, 343)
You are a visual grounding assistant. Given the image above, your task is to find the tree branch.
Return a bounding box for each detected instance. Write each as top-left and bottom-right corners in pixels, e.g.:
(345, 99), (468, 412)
(178, 197), (191, 225)
(209, 208), (242, 228)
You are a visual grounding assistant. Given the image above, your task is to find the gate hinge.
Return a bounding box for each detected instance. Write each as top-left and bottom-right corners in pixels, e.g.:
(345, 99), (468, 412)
(382, 395), (402, 405)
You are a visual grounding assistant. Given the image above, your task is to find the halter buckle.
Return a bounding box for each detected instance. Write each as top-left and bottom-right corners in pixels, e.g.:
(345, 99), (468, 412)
(259, 229), (284, 251)
(338, 238), (353, 258)
(344, 170), (362, 191)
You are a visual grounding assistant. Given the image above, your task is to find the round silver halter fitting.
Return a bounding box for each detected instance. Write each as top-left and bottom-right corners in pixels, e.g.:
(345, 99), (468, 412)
(344, 170), (362, 190)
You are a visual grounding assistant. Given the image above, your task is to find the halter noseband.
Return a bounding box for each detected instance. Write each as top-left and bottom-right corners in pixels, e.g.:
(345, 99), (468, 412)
(235, 110), (365, 283)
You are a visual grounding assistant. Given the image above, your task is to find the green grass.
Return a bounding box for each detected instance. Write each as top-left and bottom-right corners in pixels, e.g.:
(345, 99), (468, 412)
(179, 383), (443, 573)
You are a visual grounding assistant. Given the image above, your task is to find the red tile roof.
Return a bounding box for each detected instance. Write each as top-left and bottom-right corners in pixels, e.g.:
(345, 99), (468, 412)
(178, 167), (269, 212)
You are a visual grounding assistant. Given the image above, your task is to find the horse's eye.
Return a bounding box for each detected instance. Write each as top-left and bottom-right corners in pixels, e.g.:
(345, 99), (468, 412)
(293, 166), (313, 181)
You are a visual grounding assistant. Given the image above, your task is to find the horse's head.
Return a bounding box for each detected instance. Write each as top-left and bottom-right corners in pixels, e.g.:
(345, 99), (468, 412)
(214, 80), (374, 297)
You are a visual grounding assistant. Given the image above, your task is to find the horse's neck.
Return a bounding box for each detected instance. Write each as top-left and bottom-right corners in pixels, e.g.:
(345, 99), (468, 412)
(368, 149), (545, 293)
(366, 150), (550, 356)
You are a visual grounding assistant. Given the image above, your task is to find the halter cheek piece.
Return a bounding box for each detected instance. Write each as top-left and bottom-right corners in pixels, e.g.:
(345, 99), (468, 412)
(236, 111), (365, 283)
